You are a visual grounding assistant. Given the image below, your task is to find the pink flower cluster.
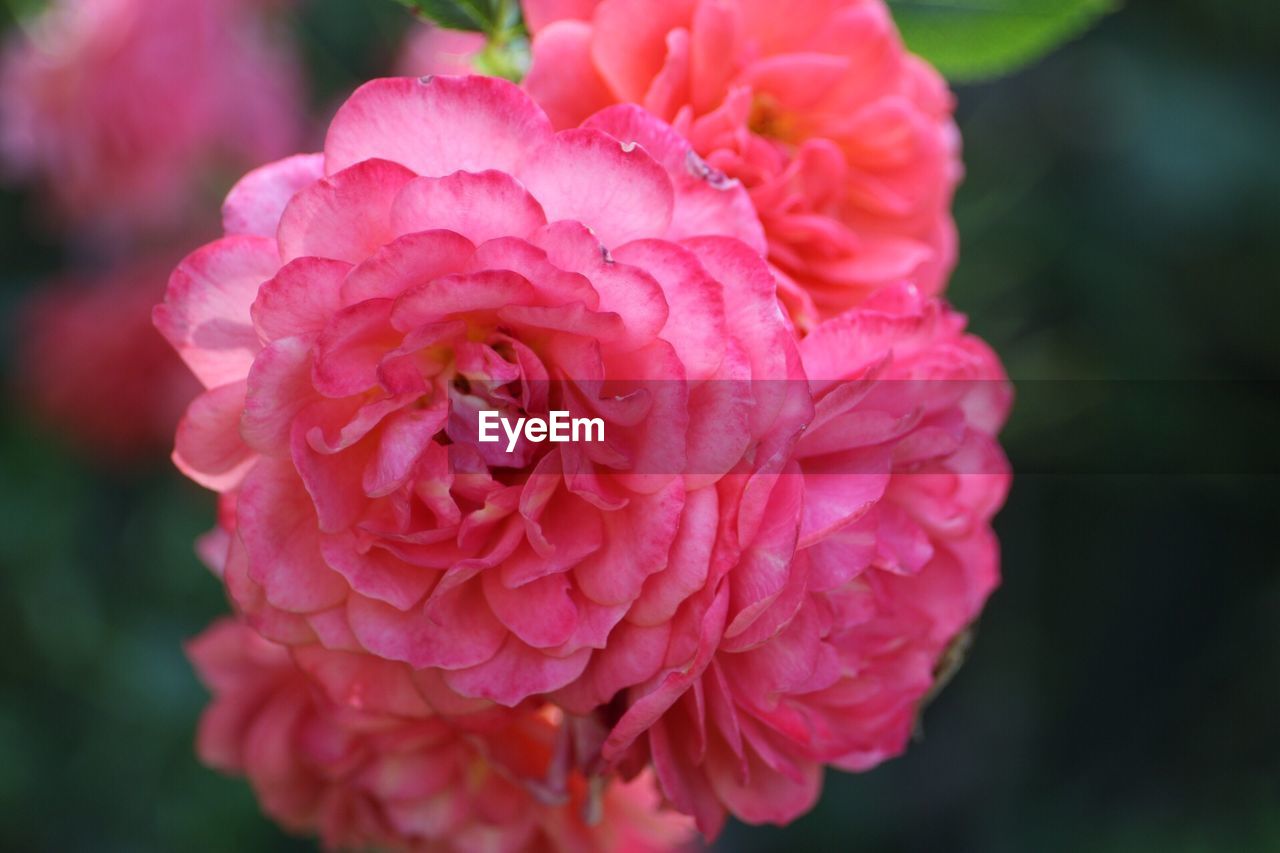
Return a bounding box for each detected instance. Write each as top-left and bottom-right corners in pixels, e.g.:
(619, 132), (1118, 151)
(190, 618), (693, 851)
(2, 0), (305, 460)
(156, 1), (1011, 848)
(16, 258), (200, 460)
(0, 0), (302, 236)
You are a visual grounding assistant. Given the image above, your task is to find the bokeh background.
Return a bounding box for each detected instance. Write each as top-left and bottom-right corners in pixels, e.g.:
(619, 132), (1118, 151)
(1, 0), (1277, 850)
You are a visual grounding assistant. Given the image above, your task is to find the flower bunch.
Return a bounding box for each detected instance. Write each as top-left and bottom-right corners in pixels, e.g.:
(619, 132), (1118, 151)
(1, 0), (303, 236)
(159, 1), (1011, 848)
(1, 0), (306, 460)
(189, 618), (693, 851)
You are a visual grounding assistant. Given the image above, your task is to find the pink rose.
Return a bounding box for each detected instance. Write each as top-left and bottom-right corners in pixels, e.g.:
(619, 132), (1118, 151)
(524, 0), (962, 328)
(0, 0), (303, 235)
(16, 257), (201, 460)
(397, 24), (487, 77)
(157, 74), (805, 711)
(595, 285), (1011, 835)
(188, 618), (696, 852)
(157, 61), (1012, 840)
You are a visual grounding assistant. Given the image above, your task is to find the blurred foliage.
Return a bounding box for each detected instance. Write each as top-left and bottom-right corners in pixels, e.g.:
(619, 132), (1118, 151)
(0, 0), (1277, 850)
(889, 0), (1118, 82)
(395, 0), (522, 35)
(0, 419), (310, 851)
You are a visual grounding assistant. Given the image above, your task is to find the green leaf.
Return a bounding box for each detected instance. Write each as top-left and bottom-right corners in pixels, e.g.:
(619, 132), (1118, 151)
(887, 0), (1118, 83)
(394, 0), (493, 33)
(474, 35), (531, 82)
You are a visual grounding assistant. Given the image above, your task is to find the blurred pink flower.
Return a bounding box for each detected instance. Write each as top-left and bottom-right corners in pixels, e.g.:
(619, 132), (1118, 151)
(189, 618), (696, 852)
(524, 0), (962, 329)
(597, 285), (1011, 835)
(156, 74), (803, 711)
(397, 24), (486, 77)
(16, 257), (200, 461)
(0, 0), (304, 236)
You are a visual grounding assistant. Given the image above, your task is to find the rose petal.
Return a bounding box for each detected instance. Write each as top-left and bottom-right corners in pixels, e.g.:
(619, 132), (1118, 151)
(222, 153), (325, 238)
(325, 76), (552, 177)
(154, 236), (278, 389)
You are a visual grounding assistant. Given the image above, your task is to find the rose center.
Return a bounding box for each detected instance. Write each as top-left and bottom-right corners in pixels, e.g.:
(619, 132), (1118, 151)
(748, 93), (797, 143)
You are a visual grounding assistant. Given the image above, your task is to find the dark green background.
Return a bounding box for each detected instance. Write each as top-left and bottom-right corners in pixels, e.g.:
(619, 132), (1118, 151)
(1, 1), (1277, 850)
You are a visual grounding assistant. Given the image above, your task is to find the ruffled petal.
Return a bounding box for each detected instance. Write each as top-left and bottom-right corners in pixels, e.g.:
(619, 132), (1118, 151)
(154, 236), (279, 388)
(325, 76), (553, 178)
(222, 154), (325, 238)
